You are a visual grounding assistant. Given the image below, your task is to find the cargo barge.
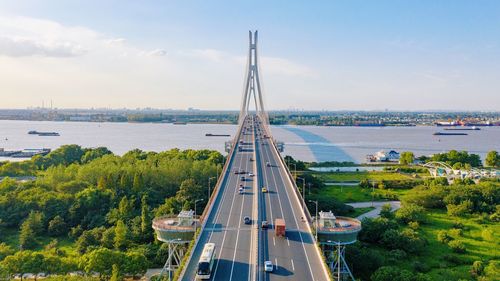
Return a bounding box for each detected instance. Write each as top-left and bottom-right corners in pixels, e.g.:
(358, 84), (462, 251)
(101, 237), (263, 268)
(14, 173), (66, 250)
(433, 132), (468, 136)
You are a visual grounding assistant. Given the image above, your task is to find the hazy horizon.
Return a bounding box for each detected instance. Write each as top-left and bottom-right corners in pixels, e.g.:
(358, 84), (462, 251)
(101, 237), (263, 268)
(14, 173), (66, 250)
(1, 1), (499, 111)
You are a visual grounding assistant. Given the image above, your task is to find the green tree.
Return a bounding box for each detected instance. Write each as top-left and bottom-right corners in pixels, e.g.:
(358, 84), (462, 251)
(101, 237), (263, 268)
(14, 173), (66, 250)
(400, 152), (415, 165)
(114, 220), (128, 250)
(176, 178), (205, 203)
(140, 195), (151, 238)
(48, 215), (67, 236)
(371, 266), (413, 281)
(80, 248), (123, 279)
(0, 243), (15, 261)
(76, 230), (99, 254)
(132, 173), (143, 193)
(2, 251), (45, 278)
(123, 252), (149, 276)
(380, 204), (394, 219)
(19, 220), (37, 250)
(485, 151), (500, 167)
(101, 227), (115, 249)
(110, 264), (122, 281)
(448, 240), (466, 253)
(81, 147), (112, 164)
(471, 260), (484, 277)
(395, 204), (426, 223)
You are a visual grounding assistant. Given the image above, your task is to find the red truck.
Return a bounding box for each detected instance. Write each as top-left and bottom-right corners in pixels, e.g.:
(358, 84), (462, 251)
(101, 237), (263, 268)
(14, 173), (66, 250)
(275, 218), (286, 237)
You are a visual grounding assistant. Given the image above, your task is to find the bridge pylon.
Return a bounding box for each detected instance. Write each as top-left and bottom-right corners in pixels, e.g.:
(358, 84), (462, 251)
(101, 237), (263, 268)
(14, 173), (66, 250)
(239, 30), (269, 130)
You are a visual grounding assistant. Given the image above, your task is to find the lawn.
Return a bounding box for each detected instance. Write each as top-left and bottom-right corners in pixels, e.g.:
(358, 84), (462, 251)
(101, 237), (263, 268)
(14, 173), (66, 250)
(316, 185), (410, 203)
(406, 211), (499, 280)
(316, 171), (414, 182)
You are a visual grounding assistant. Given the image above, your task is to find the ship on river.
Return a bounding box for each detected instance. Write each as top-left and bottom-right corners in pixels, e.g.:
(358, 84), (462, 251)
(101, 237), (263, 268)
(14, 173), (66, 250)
(28, 131), (60, 136)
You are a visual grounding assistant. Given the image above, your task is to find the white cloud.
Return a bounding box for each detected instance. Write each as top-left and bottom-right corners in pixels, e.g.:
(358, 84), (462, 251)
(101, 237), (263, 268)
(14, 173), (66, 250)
(0, 36), (85, 57)
(106, 38), (126, 45)
(146, 49), (167, 56)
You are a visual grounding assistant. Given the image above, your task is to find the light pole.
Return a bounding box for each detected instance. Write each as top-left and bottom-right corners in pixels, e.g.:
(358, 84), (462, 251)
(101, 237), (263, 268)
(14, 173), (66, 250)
(307, 182), (312, 195)
(309, 200), (318, 241)
(194, 199), (203, 240)
(208, 176), (216, 199)
(297, 177), (306, 213)
(291, 163), (297, 179)
(371, 181), (375, 207)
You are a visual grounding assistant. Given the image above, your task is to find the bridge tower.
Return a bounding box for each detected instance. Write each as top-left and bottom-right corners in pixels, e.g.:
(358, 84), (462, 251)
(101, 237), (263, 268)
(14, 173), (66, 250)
(239, 30), (269, 128)
(314, 211), (362, 281)
(152, 210), (199, 280)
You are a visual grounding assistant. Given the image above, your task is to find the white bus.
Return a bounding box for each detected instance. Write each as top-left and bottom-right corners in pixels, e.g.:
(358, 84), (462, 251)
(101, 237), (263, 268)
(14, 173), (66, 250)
(196, 243), (216, 279)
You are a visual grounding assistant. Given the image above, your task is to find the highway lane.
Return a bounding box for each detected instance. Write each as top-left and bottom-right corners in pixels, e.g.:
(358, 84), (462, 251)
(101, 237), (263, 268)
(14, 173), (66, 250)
(182, 116), (258, 281)
(256, 121), (330, 281)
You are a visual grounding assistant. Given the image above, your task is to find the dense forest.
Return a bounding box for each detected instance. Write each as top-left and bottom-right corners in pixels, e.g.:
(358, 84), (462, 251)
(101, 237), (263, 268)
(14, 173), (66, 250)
(0, 145), (224, 279)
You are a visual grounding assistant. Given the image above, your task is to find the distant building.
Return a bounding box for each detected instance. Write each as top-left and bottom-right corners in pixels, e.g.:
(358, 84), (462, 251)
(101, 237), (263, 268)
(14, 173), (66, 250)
(366, 150), (400, 162)
(69, 116), (91, 121)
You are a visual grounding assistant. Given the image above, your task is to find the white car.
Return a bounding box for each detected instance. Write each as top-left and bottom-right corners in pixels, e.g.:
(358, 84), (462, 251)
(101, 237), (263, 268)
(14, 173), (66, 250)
(248, 172), (254, 177)
(264, 261), (273, 272)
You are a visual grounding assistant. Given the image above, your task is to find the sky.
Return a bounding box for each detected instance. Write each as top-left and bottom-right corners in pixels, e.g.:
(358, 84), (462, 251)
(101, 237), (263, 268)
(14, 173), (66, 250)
(0, 0), (499, 111)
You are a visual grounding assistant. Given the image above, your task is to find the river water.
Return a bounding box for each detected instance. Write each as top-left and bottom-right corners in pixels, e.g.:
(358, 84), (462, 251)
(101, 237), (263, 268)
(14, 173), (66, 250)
(1, 120), (499, 163)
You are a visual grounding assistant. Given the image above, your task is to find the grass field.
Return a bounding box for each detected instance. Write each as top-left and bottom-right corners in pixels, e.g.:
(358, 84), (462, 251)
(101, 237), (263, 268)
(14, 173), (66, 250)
(316, 185), (410, 203)
(404, 211), (499, 280)
(316, 171), (414, 182)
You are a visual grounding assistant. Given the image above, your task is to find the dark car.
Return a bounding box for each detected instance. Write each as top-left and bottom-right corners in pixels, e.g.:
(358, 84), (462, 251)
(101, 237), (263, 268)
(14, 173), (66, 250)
(244, 216), (251, 225)
(261, 220), (269, 229)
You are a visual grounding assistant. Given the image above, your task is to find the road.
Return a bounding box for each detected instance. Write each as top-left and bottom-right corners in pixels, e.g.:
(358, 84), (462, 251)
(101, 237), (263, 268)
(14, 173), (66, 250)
(181, 116), (258, 281)
(181, 115), (330, 281)
(256, 119), (330, 281)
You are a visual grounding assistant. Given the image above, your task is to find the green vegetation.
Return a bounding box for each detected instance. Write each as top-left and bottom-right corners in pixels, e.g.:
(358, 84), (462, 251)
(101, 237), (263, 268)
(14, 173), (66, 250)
(317, 171), (415, 182)
(485, 150), (500, 167)
(399, 151), (415, 165)
(298, 154), (500, 281)
(430, 150), (482, 168)
(0, 145), (224, 279)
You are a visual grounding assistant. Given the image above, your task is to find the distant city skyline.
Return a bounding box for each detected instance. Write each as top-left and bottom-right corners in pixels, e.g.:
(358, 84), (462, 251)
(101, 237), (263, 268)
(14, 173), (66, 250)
(0, 1), (499, 110)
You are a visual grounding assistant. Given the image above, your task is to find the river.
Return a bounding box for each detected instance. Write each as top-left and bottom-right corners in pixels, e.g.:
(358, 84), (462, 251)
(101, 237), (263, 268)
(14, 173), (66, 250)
(1, 120), (499, 163)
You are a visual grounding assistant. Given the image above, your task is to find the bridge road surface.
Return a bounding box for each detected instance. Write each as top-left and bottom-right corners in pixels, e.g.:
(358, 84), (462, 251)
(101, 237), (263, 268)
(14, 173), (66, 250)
(182, 116), (258, 281)
(256, 119), (330, 281)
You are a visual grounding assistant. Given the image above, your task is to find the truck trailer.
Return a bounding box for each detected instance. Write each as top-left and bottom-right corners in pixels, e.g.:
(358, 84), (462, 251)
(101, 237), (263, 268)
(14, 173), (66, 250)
(275, 218), (286, 237)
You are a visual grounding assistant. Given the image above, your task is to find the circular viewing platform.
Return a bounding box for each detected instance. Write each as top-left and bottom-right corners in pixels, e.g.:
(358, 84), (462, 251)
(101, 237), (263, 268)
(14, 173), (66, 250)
(152, 210), (200, 243)
(314, 212), (362, 245)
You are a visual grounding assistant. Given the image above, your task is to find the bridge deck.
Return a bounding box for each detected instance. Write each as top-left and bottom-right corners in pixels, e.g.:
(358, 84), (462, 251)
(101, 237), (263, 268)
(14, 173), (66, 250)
(180, 115), (330, 281)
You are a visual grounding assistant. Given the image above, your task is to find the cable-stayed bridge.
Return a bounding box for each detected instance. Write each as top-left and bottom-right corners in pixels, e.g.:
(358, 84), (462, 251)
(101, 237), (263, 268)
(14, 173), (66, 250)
(175, 31), (332, 281)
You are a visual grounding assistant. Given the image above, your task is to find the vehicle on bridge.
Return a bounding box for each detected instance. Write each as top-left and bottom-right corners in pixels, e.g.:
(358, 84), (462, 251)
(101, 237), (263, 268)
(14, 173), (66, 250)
(238, 187), (244, 194)
(275, 218), (286, 237)
(264, 261), (273, 272)
(261, 220), (269, 229)
(244, 216), (251, 225)
(266, 162), (271, 167)
(196, 243), (216, 280)
(261, 187), (268, 193)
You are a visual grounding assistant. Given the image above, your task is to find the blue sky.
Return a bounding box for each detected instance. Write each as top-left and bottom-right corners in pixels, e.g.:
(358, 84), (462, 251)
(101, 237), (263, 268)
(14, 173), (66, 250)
(0, 1), (499, 110)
